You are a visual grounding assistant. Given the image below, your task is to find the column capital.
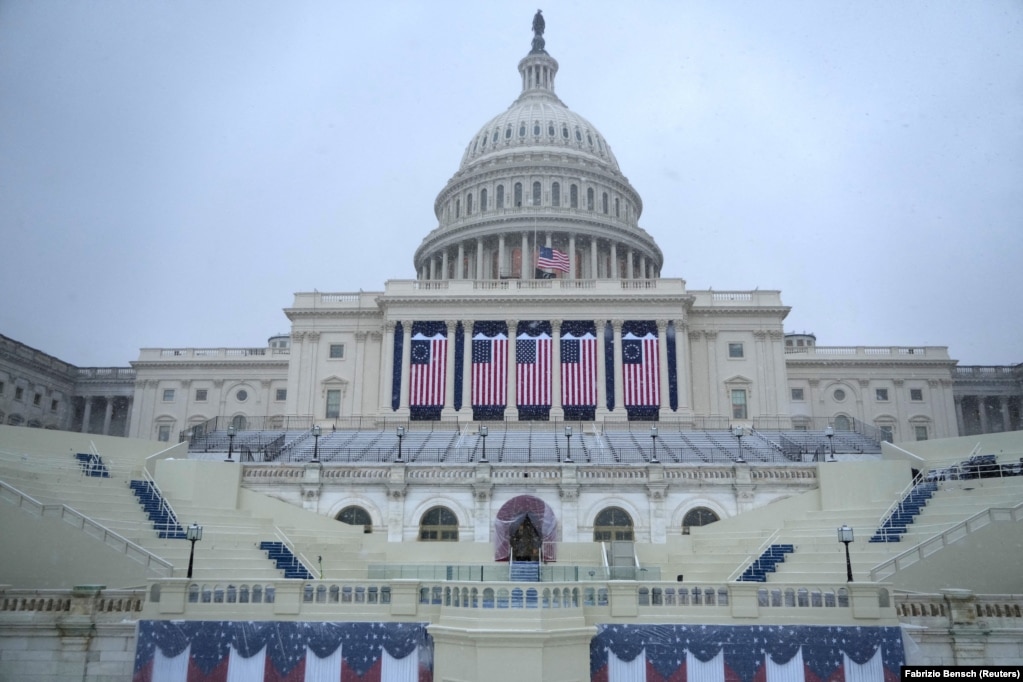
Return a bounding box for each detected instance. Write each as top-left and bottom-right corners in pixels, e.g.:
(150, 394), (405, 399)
(384, 320), (397, 333)
(446, 320), (458, 332)
(506, 319), (518, 330)
(688, 330), (702, 341)
(551, 319), (562, 332)
(656, 319), (668, 331)
(354, 330), (370, 341)
(401, 319), (413, 329)
(292, 331), (306, 341)
(703, 330), (718, 340)
(369, 331), (383, 341)
(753, 330), (768, 339)
(307, 331), (320, 342)
(611, 319), (624, 332)
(462, 319), (474, 329)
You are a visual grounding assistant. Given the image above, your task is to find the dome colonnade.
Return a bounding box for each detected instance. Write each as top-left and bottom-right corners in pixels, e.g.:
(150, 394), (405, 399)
(414, 36), (662, 282)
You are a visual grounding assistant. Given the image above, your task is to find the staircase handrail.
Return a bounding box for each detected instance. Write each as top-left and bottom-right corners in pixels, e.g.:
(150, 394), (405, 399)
(273, 525), (314, 576)
(140, 467), (181, 530)
(727, 529), (781, 582)
(873, 478), (925, 538)
(0, 480), (173, 576)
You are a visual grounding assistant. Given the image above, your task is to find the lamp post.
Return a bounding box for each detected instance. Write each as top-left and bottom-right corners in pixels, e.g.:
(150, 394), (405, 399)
(732, 425), (745, 463)
(479, 425), (488, 463)
(396, 426), (405, 462)
(186, 523), (203, 579)
(226, 425), (236, 462)
(825, 425), (835, 461)
(838, 524), (854, 582)
(312, 425), (321, 462)
(650, 426), (659, 463)
(564, 426), (573, 463)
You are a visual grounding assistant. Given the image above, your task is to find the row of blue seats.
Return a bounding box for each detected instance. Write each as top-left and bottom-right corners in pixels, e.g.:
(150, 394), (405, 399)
(259, 541), (313, 579)
(737, 544), (794, 582)
(129, 480), (186, 539)
(869, 481), (937, 542)
(74, 452), (110, 478)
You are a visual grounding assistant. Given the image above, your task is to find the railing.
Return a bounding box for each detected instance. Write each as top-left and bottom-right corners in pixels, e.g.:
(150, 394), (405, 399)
(785, 345), (949, 359)
(0, 480), (173, 577)
(0, 588), (145, 614)
(141, 347), (291, 360)
(76, 367), (137, 380)
(895, 592), (1023, 624)
(954, 365), (1020, 379)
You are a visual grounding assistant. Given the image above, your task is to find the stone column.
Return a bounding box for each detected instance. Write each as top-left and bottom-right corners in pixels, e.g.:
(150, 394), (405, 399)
(353, 331), (368, 414)
(626, 248), (634, 279)
(475, 238), (483, 280)
(705, 331), (720, 415)
(506, 319), (518, 420)
(979, 396), (989, 433)
(102, 397), (114, 435)
(612, 320), (624, 414)
(442, 250), (449, 280)
(610, 242), (618, 278)
(550, 319), (564, 420)
(81, 397), (92, 433)
(1000, 395), (1011, 432)
(641, 256), (648, 279)
(462, 320), (473, 415)
(306, 332), (321, 417)
(595, 319), (609, 418)
(443, 320), (457, 419)
(520, 233), (528, 280)
(456, 243), (465, 280)
(657, 320), (670, 412)
(568, 233), (576, 279)
(498, 235), (506, 278)
(954, 395), (965, 435)
(381, 322), (396, 411)
(398, 321), (413, 415)
(676, 320), (693, 414)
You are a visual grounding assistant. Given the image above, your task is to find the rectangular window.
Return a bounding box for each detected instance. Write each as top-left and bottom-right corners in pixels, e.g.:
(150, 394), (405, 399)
(790, 388), (804, 401)
(15, 386), (24, 401)
(276, 389), (287, 401)
(731, 389), (747, 420)
(875, 388), (889, 401)
(329, 344), (345, 359)
(33, 393), (42, 406)
(195, 389), (208, 402)
(326, 389), (341, 418)
(910, 388), (923, 401)
(914, 425), (928, 441)
(50, 399), (59, 412)
(157, 425), (171, 442)
(880, 425), (894, 443)
(728, 342), (744, 358)
(162, 389), (175, 401)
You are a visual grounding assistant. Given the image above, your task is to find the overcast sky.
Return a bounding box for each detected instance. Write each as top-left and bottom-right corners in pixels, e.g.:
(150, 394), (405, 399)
(1, 1), (1021, 368)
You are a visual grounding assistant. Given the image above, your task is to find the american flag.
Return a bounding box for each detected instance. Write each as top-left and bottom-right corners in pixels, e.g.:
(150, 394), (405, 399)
(409, 332), (447, 407)
(537, 246), (570, 273)
(132, 620), (432, 682)
(472, 331), (508, 406)
(516, 333), (551, 407)
(560, 332), (596, 406)
(622, 331), (660, 406)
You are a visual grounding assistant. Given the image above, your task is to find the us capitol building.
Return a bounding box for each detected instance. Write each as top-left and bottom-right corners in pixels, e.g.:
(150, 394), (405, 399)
(1, 13), (1022, 681)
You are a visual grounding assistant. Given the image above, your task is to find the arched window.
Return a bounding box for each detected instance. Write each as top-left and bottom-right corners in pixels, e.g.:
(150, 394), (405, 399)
(480, 188), (488, 212)
(532, 181), (541, 207)
(514, 183), (523, 207)
(615, 198), (620, 217)
(834, 415), (851, 431)
(480, 132), (487, 149)
(587, 187), (595, 211)
(575, 127), (582, 142)
(682, 507), (720, 534)
(594, 507), (633, 542)
(548, 123), (555, 137)
(455, 198), (460, 218)
(519, 124), (526, 137)
(496, 185), (504, 209)
(551, 182), (560, 207)
(492, 130), (499, 144)
(230, 415), (247, 431)
(533, 121), (541, 136)
(562, 125), (569, 139)
(505, 125), (512, 139)
(336, 506), (372, 527)
(466, 192), (473, 215)
(602, 192), (609, 214)
(570, 184), (578, 208)
(420, 506), (458, 541)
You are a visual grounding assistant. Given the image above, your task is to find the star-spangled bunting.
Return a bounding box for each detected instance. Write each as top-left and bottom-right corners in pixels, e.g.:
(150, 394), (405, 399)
(590, 624), (904, 682)
(133, 621), (432, 681)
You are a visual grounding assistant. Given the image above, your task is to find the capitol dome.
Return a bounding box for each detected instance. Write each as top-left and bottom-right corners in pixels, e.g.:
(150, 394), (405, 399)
(414, 16), (662, 282)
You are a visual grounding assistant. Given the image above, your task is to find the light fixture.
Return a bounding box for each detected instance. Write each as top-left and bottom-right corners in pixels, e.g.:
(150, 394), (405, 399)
(226, 425), (236, 462)
(564, 426), (573, 463)
(838, 524), (854, 582)
(186, 523), (203, 579)
(479, 425), (488, 463)
(396, 426), (405, 462)
(312, 425), (321, 462)
(825, 425), (835, 460)
(650, 426), (659, 464)
(732, 425), (745, 463)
